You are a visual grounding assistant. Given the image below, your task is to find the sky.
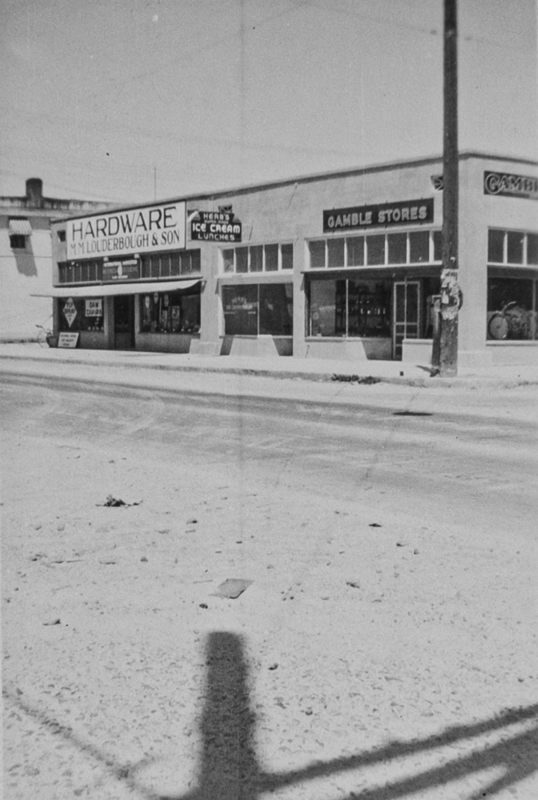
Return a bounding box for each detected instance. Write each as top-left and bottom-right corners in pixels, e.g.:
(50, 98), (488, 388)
(1, 0), (536, 205)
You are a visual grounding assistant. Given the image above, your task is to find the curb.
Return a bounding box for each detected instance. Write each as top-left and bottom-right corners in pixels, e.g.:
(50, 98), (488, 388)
(1, 351), (537, 389)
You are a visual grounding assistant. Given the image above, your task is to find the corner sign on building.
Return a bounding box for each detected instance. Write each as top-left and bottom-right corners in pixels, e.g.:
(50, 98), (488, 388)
(484, 171), (538, 200)
(323, 198), (434, 233)
(190, 210), (242, 242)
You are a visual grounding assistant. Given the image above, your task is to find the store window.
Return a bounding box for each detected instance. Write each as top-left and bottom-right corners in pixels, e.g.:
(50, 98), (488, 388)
(366, 235), (385, 265)
(58, 261), (101, 284)
(250, 245), (263, 272)
(347, 237), (364, 266)
(488, 229), (538, 266)
(221, 243), (293, 273)
(308, 278), (391, 338)
(309, 230), (441, 268)
(309, 240), (326, 269)
(140, 288), (200, 334)
(507, 232), (524, 264)
(487, 276), (537, 341)
(236, 247), (249, 273)
(410, 231), (430, 263)
(488, 230), (505, 263)
(59, 297), (104, 332)
(140, 250), (200, 279)
(433, 231), (442, 262)
(387, 233), (407, 264)
(265, 244), (278, 272)
(222, 284), (293, 336)
(281, 243), (293, 270)
(528, 234), (538, 265)
(328, 238), (345, 268)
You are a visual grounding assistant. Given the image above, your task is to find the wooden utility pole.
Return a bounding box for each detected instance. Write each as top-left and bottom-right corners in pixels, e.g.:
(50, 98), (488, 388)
(435, 0), (461, 376)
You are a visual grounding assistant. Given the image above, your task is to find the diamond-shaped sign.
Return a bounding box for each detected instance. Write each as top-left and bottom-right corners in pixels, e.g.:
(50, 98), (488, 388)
(62, 298), (77, 328)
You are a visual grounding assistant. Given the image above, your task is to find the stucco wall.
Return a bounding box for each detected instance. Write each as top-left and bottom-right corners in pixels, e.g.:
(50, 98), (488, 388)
(0, 220), (54, 341)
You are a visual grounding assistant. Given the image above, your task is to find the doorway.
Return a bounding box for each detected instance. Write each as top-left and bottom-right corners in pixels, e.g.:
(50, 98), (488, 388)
(393, 281), (420, 360)
(114, 295), (135, 349)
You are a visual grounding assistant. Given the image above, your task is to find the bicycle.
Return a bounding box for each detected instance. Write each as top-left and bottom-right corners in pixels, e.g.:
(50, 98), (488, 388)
(36, 321), (56, 348)
(487, 301), (534, 341)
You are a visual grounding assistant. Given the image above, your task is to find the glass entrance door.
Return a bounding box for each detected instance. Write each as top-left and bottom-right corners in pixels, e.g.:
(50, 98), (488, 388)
(114, 295), (135, 349)
(393, 281), (420, 360)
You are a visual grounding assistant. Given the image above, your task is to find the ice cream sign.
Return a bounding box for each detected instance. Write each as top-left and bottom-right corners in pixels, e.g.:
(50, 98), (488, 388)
(190, 210), (242, 242)
(67, 201), (186, 260)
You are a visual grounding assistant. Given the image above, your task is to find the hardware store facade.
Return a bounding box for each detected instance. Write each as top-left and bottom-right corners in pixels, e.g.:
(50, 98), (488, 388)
(48, 152), (538, 366)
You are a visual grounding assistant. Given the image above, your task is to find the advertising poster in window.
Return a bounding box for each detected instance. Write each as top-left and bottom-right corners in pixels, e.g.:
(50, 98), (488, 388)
(85, 299), (103, 317)
(62, 298), (77, 328)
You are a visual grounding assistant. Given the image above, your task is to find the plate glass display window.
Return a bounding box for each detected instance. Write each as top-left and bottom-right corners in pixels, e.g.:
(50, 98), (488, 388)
(222, 284), (293, 336)
(140, 288), (201, 334)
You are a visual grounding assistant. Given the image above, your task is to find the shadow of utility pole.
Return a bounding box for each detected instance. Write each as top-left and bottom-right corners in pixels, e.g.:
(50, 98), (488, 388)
(5, 630), (538, 800)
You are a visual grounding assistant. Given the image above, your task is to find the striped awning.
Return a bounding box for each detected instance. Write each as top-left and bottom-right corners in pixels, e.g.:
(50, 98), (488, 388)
(30, 279), (201, 298)
(9, 218), (32, 235)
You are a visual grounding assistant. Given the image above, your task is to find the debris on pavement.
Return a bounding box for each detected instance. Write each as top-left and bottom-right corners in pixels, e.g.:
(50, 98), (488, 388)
(211, 578), (253, 599)
(346, 580), (361, 589)
(43, 618), (61, 626)
(97, 495), (142, 508)
(331, 374), (381, 384)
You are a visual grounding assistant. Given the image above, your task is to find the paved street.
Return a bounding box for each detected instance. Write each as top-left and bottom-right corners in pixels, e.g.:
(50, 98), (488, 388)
(2, 364), (538, 800)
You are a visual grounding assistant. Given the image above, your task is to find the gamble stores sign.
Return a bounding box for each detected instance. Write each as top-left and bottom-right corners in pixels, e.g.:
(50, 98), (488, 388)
(323, 198), (434, 232)
(484, 171), (538, 200)
(67, 201), (186, 260)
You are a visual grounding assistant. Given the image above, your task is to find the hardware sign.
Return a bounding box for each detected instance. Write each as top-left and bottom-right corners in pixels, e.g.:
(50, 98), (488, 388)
(67, 201), (186, 260)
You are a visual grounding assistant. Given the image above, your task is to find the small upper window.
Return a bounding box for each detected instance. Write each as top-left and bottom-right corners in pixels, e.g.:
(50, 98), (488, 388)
(57, 230), (66, 242)
(9, 217), (32, 249)
(10, 234), (27, 249)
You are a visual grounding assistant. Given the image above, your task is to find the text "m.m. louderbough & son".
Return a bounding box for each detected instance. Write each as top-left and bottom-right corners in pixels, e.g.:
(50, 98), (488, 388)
(66, 201), (186, 260)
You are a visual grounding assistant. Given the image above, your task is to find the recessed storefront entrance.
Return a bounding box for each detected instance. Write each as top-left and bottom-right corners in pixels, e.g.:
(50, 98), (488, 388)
(114, 295), (135, 349)
(393, 281), (420, 360)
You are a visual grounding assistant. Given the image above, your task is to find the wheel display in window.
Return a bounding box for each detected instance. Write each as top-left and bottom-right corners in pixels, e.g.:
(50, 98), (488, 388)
(488, 312), (510, 340)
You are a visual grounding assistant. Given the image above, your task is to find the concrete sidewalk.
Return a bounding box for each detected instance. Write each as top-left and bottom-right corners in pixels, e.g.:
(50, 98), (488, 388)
(0, 342), (537, 388)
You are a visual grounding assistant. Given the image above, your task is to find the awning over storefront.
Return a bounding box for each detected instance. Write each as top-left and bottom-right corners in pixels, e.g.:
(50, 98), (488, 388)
(31, 279), (201, 298)
(9, 218), (32, 235)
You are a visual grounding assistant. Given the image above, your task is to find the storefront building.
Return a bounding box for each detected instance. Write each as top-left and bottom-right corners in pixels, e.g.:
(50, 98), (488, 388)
(48, 152), (538, 366)
(1, 178), (114, 342)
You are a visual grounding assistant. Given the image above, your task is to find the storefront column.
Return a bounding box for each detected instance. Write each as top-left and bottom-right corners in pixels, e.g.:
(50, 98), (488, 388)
(133, 296), (140, 348)
(458, 160), (493, 367)
(195, 248), (221, 355)
(293, 238), (307, 358)
(53, 298), (60, 334)
(104, 296), (115, 349)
